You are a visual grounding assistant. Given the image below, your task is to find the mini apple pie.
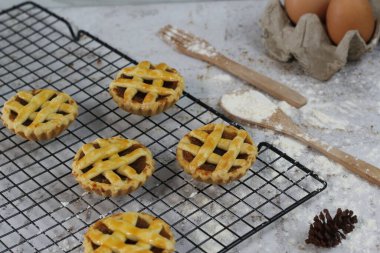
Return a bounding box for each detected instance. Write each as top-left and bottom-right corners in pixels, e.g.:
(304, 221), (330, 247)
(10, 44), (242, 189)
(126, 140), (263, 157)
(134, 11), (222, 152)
(176, 123), (257, 184)
(83, 212), (175, 253)
(1, 89), (78, 141)
(109, 61), (185, 116)
(72, 137), (154, 197)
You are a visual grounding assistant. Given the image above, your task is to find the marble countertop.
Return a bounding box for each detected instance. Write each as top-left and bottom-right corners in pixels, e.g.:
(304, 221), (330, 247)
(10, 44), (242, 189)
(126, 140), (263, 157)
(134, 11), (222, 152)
(4, 0), (380, 252)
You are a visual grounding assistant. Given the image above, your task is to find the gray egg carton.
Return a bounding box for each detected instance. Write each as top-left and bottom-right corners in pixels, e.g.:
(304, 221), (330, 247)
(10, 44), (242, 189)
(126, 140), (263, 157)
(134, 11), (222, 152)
(261, 0), (380, 81)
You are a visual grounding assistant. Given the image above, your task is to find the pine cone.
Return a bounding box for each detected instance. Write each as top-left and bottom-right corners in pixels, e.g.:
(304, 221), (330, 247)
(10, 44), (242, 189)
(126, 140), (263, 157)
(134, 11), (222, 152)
(334, 208), (358, 234)
(305, 208), (358, 248)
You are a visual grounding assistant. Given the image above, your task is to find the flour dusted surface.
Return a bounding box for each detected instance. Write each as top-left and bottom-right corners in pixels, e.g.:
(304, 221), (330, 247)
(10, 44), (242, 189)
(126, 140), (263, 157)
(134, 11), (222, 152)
(261, 133), (380, 253)
(3, 1), (377, 253)
(303, 109), (349, 130)
(273, 136), (306, 158)
(221, 89), (278, 123)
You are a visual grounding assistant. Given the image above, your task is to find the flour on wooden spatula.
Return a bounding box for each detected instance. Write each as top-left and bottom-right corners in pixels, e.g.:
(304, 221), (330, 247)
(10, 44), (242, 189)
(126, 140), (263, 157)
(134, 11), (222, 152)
(160, 26), (217, 57)
(220, 89), (278, 123)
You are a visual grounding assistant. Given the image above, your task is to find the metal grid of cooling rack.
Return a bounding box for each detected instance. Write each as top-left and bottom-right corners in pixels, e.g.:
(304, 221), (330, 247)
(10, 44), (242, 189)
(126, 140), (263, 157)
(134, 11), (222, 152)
(0, 2), (327, 252)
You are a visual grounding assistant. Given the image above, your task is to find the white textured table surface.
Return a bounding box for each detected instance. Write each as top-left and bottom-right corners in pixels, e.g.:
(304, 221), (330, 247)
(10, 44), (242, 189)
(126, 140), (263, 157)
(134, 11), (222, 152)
(6, 0), (380, 252)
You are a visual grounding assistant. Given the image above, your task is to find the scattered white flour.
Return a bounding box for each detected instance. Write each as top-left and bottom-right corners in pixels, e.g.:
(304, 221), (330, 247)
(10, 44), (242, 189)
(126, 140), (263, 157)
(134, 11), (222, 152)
(221, 89), (278, 123)
(366, 147), (380, 165)
(365, 218), (378, 230)
(309, 155), (345, 179)
(210, 74), (233, 83)
(185, 40), (218, 57)
(189, 192), (198, 198)
(275, 124), (283, 131)
(58, 237), (77, 251)
(278, 101), (297, 118)
(272, 136), (306, 158)
(337, 101), (358, 115)
(161, 26), (217, 57)
(272, 134), (348, 176)
(303, 109), (349, 130)
(61, 202), (69, 207)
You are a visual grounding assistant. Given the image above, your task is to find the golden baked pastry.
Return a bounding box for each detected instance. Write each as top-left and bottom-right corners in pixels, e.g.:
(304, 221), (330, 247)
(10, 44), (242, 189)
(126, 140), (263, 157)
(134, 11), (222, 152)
(1, 89), (78, 141)
(83, 212), (175, 253)
(72, 137), (154, 197)
(109, 61), (185, 116)
(176, 123), (258, 184)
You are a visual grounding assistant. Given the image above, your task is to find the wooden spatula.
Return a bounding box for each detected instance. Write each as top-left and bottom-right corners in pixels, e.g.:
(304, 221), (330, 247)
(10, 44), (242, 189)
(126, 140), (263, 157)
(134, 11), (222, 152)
(159, 25), (307, 108)
(221, 101), (380, 186)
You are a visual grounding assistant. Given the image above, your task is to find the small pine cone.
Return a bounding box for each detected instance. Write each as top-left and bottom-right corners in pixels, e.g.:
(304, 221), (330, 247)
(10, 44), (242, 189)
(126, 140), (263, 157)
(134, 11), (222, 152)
(334, 208), (358, 234)
(305, 209), (343, 248)
(305, 208), (357, 248)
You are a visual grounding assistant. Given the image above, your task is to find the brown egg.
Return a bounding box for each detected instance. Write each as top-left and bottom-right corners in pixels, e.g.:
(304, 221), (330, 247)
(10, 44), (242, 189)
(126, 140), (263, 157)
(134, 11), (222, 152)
(327, 0), (375, 45)
(285, 0), (330, 24)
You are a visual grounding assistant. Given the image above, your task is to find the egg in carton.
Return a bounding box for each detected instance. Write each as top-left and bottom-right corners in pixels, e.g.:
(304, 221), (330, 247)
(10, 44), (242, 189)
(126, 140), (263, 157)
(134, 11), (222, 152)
(260, 0), (380, 81)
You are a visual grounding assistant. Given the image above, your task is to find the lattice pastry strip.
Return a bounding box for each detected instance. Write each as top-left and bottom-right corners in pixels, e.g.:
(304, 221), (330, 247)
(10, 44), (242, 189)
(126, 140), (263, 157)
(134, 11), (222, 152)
(187, 123), (224, 173)
(72, 137), (154, 197)
(109, 61), (185, 116)
(83, 212), (175, 253)
(176, 123), (258, 184)
(1, 89), (78, 141)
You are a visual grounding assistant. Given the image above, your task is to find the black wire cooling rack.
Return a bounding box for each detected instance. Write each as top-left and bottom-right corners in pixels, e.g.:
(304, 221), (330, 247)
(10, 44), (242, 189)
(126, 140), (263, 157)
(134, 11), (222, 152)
(0, 2), (327, 252)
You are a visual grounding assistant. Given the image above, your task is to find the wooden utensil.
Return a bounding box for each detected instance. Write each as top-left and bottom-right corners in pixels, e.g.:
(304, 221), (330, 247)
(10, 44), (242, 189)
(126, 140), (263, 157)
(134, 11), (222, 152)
(159, 25), (307, 108)
(221, 105), (380, 186)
